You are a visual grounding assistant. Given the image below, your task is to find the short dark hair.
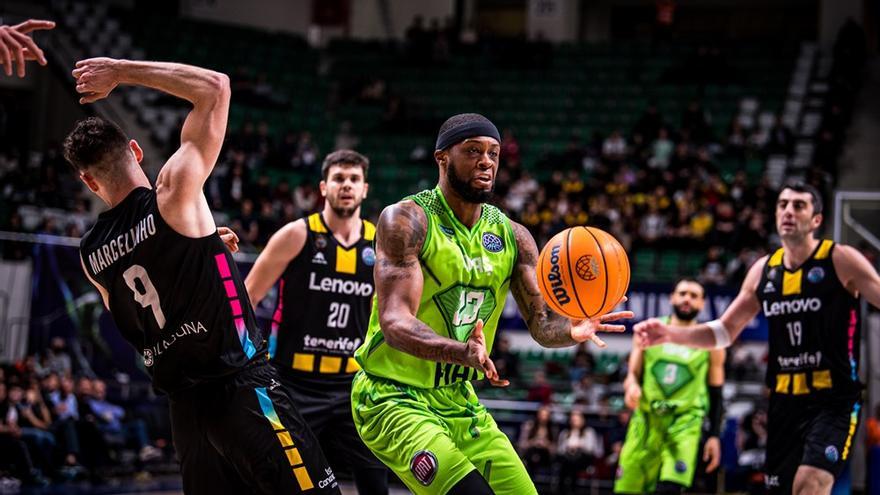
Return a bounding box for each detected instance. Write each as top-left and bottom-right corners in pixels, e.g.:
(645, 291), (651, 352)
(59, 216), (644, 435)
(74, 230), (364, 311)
(62, 117), (130, 176)
(321, 149), (369, 181)
(673, 277), (706, 298)
(779, 180), (823, 215)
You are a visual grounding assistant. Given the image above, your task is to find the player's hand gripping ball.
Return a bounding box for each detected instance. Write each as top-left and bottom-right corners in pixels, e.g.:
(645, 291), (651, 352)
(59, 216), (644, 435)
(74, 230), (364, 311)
(537, 227), (630, 319)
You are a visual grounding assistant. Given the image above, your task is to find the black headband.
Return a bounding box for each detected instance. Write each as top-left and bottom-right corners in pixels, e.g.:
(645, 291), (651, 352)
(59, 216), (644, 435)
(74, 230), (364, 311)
(435, 120), (501, 151)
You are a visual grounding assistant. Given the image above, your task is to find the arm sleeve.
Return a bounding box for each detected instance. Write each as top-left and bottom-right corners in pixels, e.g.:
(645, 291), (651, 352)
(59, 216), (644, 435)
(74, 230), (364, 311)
(707, 385), (723, 437)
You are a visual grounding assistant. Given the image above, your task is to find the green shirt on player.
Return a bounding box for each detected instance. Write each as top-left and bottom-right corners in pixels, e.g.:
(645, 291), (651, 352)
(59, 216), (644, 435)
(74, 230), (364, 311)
(640, 316), (710, 415)
(354, 187), (518, 388)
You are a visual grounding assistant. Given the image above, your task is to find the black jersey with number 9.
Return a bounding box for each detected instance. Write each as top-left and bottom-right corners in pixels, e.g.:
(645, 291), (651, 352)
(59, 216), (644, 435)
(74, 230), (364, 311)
(79, 187), (265, 394)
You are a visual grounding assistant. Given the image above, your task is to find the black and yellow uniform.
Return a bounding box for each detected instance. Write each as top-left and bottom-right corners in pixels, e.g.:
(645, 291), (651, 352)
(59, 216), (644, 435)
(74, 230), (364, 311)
(268, 213), (386, 493)
(756, 239), (862, 491)
(80, 188), (338, 494)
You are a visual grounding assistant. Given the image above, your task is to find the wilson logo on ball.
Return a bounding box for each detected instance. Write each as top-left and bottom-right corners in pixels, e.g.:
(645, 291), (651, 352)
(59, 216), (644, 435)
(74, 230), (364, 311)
(575, 255), (600, 281)
(547, 244), (571, 305)
(537, 227), (630, 319)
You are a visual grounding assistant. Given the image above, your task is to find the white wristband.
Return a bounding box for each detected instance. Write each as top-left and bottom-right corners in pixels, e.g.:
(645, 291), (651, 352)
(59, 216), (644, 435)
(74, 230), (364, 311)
(706, 319), (731, 349)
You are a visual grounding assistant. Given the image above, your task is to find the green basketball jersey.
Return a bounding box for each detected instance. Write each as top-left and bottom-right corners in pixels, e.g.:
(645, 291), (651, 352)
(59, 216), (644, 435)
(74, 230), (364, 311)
(640, 317), (710, 414)
(354, 187), (518, 389)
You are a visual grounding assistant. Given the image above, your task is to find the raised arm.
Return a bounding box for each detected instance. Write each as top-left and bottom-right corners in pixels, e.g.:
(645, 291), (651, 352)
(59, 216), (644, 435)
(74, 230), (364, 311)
(0, 19), (54, 77)
(72, 58), (230, 197)
(636, 256), (765, 349)
(508, 221), (633, 348)
(833, 243), (880, 309)
(245, 220), (307, 307)
(374, 201), (506, 384)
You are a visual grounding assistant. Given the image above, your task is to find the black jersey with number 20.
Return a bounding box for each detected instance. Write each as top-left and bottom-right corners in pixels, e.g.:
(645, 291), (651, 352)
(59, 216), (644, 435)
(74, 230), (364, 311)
(79, 187), (265, 394)
(268, 213), (375, 379)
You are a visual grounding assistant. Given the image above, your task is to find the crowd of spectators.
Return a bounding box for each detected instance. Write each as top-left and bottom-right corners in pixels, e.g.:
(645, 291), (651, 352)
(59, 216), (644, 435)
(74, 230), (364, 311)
(2, 94), (808, 288)
(0, 338), (164, 487)
(492, 100), (795, 286)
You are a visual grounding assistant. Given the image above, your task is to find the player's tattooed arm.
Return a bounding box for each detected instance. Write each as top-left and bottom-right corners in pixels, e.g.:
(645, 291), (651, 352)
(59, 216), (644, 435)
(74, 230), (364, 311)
(375, 202), (460, 360)
(509, 221), (577, 347)
(375, 201), (506, 383)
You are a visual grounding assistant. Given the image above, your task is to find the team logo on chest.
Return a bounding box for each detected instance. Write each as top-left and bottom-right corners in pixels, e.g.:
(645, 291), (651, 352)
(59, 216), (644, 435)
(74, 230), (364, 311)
(481, 232), (504, 253)
(361, 247), (376, 266)
(315, 235), (328, 249)
(807, 266), (825, 284)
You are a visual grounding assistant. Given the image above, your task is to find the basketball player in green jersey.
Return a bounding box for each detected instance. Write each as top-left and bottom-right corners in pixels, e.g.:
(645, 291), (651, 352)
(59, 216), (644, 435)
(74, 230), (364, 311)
(350, 113), (634, 494)
(616, 278), (725, 494)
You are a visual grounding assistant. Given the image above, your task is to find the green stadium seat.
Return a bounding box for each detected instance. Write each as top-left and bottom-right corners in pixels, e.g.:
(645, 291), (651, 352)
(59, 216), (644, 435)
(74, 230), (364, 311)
(656, 251), (682, 281)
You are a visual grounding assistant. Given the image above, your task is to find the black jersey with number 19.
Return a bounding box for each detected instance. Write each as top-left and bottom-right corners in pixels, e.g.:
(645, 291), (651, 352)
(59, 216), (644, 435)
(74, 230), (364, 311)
(756, 239), (862, 400)
(79, 187), (265, 394)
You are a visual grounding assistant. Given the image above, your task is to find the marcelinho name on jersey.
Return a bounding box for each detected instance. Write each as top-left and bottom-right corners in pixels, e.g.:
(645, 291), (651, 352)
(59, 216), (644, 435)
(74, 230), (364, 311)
(87, 214), (157, 275)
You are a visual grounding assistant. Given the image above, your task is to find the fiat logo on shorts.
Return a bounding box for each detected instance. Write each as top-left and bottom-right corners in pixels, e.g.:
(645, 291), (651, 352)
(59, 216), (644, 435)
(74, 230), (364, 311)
(410, 450), (438, 486)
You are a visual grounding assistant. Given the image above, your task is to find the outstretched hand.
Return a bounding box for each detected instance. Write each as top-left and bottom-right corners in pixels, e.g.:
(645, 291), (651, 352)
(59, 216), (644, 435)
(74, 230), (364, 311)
(633, 317), (673, 348)
(465, 319), (509, 387)
(570, 297), (634, 348)
(0, 19), (54, 77)
(72, 57), (121, 104)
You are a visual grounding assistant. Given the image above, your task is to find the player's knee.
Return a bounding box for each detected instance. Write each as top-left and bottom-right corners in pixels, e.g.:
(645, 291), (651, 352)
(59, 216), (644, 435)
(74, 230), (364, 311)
(793, 466), (834, 495)
(654, 481), (685, 494)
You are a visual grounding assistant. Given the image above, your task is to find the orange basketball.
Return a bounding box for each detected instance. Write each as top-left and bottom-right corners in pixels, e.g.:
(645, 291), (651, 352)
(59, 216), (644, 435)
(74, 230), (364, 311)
(536, 226), (630, 319)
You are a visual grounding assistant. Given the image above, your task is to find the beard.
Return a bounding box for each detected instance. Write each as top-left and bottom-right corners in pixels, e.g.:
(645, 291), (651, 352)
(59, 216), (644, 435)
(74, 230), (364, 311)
(673, 304), (700, 322)
(327, 196), (360, 218)
(446, 163), (493, 203)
